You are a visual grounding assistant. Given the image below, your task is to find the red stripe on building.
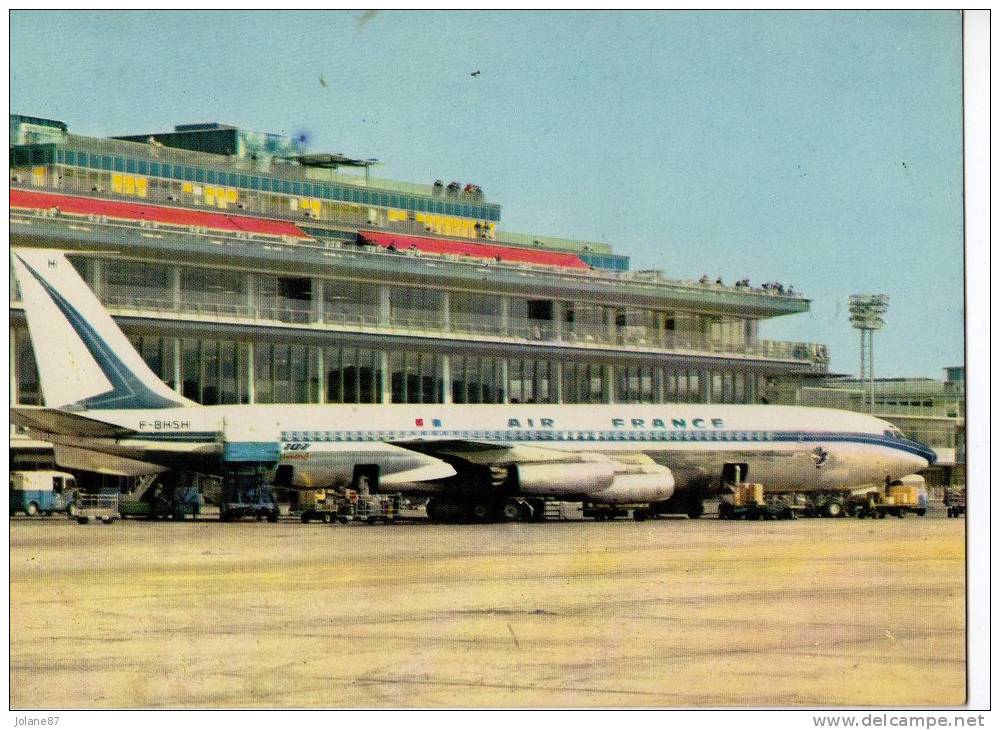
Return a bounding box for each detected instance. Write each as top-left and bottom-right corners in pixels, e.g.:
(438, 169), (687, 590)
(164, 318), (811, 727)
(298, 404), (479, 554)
(358, 230), (589, 269)
(10, 188), (310, 239)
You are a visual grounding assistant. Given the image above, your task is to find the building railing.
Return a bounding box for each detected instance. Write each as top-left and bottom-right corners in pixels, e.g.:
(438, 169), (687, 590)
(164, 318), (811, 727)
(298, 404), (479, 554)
(10, 181), (808, 309)
(66, 293), (830, 365)
(799, 389), (965, 419)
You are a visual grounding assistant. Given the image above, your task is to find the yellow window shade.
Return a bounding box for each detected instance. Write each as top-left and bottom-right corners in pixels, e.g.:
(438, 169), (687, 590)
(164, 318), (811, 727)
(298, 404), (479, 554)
(182, 182), (193, 193)
(111, 174), (123, 193)
(135, 177), (148, 198)
(226, 189), (238, 203)
(123, 176), (135, 195)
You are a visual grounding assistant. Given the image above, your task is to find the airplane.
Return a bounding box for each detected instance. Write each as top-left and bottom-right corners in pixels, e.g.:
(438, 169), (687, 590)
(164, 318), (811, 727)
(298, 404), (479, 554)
(10, 248), (935, 522)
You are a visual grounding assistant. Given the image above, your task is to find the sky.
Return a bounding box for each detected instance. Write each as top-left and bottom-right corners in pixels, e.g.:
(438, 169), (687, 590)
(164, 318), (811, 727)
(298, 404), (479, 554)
(9, 10), (965, 378)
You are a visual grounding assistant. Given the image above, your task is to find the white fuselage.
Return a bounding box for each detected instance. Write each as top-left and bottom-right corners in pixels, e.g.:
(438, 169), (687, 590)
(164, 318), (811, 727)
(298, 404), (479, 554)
(40, 403), (934, 500)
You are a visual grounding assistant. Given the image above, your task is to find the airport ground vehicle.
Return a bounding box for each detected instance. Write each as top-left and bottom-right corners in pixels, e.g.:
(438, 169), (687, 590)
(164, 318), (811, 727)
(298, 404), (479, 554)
(10, 470), (78, 516)
(219, 466), (279, 522)
(297, 489), (341, 523)
(718, 483), (796, 520)
(847, 477), (929, 519)
(943, 487), (966, 518)
(75, 492), (119, 524)
(341, 490), (399, 524)
(119, 483), (203, 520)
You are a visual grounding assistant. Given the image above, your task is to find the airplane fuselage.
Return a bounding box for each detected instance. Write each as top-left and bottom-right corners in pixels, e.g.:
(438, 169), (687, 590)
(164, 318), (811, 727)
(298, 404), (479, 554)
(38, 403), (934, 497)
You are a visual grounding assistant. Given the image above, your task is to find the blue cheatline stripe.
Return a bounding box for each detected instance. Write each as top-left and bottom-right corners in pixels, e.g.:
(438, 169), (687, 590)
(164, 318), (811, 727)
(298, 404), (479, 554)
(139, 428), (933, 464)
(135, 432), (220, 443)
(18, 255), (185, 410)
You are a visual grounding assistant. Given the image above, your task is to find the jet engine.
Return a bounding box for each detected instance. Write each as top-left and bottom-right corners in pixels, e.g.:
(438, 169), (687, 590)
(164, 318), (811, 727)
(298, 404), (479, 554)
(515, 460), (675, 504)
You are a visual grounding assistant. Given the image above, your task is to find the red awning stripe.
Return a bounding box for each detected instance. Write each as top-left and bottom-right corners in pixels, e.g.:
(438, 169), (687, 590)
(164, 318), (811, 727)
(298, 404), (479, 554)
(358, 230), (589, 269)
(10, 189), (310, 239)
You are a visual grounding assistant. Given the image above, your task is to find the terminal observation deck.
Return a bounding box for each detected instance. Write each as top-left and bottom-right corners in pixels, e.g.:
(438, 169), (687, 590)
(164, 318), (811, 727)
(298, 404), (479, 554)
(11, 114), (828, 416)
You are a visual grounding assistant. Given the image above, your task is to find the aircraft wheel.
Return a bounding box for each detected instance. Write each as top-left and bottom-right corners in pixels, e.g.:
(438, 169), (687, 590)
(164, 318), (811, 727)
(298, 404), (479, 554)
(77, 517), (89, 525)
(823, 500), (844, 518)
(26, 502), (39, 517)
(528, 499), (546, 522)
(687, 500), (705, 519)
(633, 508), (648, 522)
(498, 500), (522, 522)
(470, 501), (492, 522)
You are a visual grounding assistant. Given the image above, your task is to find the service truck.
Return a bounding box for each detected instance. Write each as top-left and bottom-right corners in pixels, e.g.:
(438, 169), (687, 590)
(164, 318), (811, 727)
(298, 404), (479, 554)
(943, 487), (966, 518)
(10, 470), (78, 516)
(847, 476), (929, 519)
(718, 483), (797, 520)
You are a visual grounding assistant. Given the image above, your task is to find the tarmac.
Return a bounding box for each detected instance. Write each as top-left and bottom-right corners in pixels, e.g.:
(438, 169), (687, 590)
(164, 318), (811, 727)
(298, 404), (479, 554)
(10, 507), (965, 708)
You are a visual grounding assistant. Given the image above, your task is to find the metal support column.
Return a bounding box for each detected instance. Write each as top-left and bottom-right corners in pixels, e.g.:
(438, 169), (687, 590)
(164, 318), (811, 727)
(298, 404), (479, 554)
(315, 346), (325, 404)
(500, 296), (510, 336)
(172, 338), (183, 396)
(441, 354), (451, 404)
(245, 341), (255, 404)
(245, 272), (256, 318)
(170, 266), (182, 311)
(312, 278), (324, 324)
(379, 351), (392, 403)
(379, 285), (391, 328)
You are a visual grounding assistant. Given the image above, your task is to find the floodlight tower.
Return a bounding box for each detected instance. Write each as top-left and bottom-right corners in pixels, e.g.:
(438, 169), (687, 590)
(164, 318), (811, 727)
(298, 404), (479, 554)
(848, 294), (890, 413)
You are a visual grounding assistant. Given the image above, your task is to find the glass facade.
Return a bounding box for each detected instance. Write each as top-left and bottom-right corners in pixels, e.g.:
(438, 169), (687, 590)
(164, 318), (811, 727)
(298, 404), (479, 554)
(11, 322), (765, 408)
(390, 352), (443, 404)
(12, 144), (502, 221)
(323, 347), (381, 404)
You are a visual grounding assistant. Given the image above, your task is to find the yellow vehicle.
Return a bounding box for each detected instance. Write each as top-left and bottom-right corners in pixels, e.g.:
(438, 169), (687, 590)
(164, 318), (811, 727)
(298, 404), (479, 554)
(848, 476), (929, 519)
(718, 483), (796, 520)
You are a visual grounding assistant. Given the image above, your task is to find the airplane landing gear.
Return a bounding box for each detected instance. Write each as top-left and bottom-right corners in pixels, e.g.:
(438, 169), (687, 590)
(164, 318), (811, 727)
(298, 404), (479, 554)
(425, 496), (530, 523)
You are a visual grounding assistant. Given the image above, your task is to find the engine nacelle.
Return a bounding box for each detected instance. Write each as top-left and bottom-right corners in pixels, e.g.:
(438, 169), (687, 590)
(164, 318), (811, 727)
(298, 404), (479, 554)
(515, 462), (616, 497)
(589, 470), (675, 504)
(515, 461), (675, 504)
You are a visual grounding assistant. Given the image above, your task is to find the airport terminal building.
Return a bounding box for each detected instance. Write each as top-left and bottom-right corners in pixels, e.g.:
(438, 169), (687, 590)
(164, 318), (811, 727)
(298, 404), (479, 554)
(9, 114), (830, 468)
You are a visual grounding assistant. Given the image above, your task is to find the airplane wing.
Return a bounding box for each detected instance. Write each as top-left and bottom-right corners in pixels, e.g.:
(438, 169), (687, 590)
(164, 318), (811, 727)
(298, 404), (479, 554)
(389, 438), (581, 466)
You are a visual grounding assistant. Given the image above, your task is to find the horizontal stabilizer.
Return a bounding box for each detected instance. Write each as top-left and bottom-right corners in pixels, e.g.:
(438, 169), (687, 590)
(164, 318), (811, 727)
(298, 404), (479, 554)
(11, 406), (134, 438)
(52, 444), (168, 477)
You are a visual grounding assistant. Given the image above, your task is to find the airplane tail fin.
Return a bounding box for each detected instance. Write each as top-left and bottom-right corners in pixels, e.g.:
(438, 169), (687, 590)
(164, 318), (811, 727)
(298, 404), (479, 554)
(11, 248), (193, 410)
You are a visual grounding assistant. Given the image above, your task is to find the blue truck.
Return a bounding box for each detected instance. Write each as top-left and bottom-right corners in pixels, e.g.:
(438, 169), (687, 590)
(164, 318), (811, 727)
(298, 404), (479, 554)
(10, 470), (79, 516)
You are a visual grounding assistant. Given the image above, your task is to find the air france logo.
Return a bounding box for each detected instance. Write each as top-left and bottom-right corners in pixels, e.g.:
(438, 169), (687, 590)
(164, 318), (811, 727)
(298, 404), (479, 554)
(415, 418), (442, 427)
(810, 446), (829, 468)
